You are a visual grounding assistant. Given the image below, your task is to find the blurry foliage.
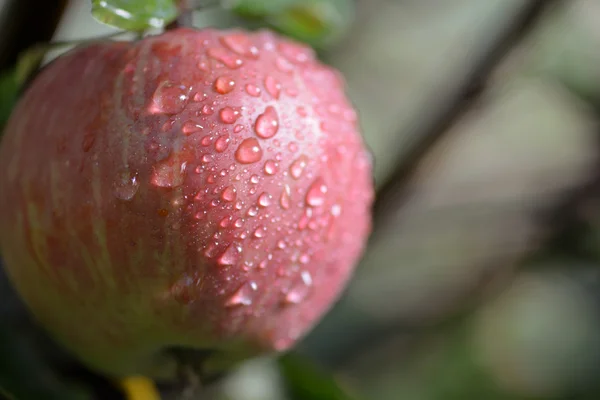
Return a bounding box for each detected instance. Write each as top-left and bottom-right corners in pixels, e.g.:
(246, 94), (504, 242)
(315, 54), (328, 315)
(91, 0), (178, 31)
(279, 353), (359, 400)
(0, 45), (46, 129)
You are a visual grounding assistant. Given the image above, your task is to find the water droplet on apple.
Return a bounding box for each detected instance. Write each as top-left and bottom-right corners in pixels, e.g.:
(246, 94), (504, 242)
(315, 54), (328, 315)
(280, 184), (291, 209)
(257, 192), (272, 208)
(218, 243), (242, 266)
(225, 281), (258, 307)
(264, 76), (281, 99)
(264, 160), (278, 175)
(245, 83), (261, 97)
(289, 155), (308, 179)
(306, 177), (327, 207)
(255, 106), (279, 139)
(284, 271), (313, 304)
(114, 170), (139, 201)
(221, 186), (237, 202)
(219, 107), (240, 124)
(149, 82), (189, 114)
(214, 76), (235, 94)
(214, 135), (230, 152)
(235, 138), (262, 164)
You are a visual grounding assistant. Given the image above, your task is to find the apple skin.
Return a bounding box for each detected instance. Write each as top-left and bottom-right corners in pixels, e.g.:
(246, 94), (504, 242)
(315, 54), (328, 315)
(0, 28), (373, 379)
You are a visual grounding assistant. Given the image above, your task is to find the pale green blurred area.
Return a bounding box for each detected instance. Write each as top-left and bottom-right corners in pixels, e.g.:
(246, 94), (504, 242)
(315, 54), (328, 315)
(50, 1), (600, 399)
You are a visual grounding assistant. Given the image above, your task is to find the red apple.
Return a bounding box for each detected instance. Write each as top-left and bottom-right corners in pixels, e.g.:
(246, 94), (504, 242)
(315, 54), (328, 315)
(0, 28), (373, 379)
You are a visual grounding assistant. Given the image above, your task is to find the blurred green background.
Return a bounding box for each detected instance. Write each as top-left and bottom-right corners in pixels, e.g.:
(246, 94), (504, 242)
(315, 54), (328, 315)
(2, 0), (600, 399)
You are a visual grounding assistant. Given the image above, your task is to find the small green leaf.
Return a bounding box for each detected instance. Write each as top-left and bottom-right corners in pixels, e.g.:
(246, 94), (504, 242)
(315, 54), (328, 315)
(0, 70), (20, 130)
(0, 46), (47, 131)
(266, 0), (354, 49)
(278, 353), (360, 400)
(222, 0), (298, 18)
(91, 0), (178, 31)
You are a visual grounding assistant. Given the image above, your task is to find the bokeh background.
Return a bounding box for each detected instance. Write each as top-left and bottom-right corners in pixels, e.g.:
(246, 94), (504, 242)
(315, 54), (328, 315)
(2, 0), (600, 399)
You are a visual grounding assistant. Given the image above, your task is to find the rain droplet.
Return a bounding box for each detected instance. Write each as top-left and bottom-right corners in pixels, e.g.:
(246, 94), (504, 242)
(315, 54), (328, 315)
(201, 104), (214, 115)
(245, 83), (261, 97)
(235, 138), (263, 164)
(201, 135), (212, 146)
(219, 217), (231, 228)
(234, 124), (244, 133)
(280, 184), (291, 209)
(149, 82), (189, 115)
(255, 106), (279, 139)
(218, 243), (242, 266)
(257, 192), (272, 207)
(264, 160), (278, 175)
(278, 41), (312, 64)
(250, 174), (260, 184)
(151, 159), (186, 188)
(220, 34), (259, 58)
(275, 56), (294, 73)
(247, 206), (259, 217)
(264, 76), (281, 99)
(114, 170), (140, 201)
(306, 177), (327, 207)
(219, 107), (240, 124)
(253, 226), (266, 238)
(289, 155), (308, 179)
(331, 203), (342, 217)
(284, 271), (313, 304)
(221, 186), (237, 202)
(225, 281), (258, 307)
(207, 47), (243, 69)
(182, 121), (203, 135)
(214, 76), (235, 94)
(214, 135), (230, 152)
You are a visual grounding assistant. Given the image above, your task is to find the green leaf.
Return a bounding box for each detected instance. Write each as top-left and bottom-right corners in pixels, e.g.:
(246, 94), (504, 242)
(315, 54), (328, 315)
(0, 70), (20, 131)
(266, 0), (354, 49)
(222, 0), (298, 18)
(91, 0), (178, 31)
(0, 45), (48, 132)
(278, 353), (360, 400)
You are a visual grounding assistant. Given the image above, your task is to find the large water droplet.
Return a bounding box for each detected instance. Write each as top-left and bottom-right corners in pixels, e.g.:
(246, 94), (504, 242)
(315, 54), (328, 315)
(280, 184), (291, 209)
(289, 155), (308, 179)
(214, 135), (230, 152)
(235, 138), (263, 164)
(278, 41), (312, 64)
(151, 158), (186, 188)
(253, 226), (266, 238)
(219, 107), (240, 124)
(114, 170), (140, 201)
(218, 243), (242, 266)
(264, 160), (278, 175)
(245, 84), (261, 97)
(149, 82), (189, 115)
(257, 192), (272, 208)
(306, 177), (327, 207)
(275, 56), (294, 73)
(255, 106), (279, 139)
(225, 281), (258, 307)
(220, 34), (259, 58)
(284, 271), (313, 304)
(182, 121), (203, 135)
(207, 47), (243, 69)
(214, 76), (235, 94)
(221, 186), (237, 202)
(264, 76), (281, 99)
